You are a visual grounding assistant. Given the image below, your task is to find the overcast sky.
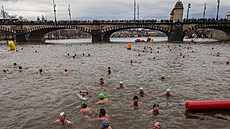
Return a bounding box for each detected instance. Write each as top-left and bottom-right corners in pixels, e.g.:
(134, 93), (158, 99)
(0, 0), (230, 20)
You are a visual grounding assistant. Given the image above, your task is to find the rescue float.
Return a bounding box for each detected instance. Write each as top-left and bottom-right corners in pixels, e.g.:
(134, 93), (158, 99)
(186, 100), (230, 111)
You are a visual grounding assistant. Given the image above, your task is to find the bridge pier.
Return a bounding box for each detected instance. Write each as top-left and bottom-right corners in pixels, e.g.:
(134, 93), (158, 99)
(168, 22), (185, 42)
(92, 30), (103, 43)
(16, 30), (27, 42)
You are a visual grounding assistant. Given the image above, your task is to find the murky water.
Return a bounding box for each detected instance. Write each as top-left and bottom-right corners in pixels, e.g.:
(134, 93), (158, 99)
(0, 38), (230, 129)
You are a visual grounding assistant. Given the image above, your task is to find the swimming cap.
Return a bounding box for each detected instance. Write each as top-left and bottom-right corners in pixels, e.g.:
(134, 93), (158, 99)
(82, 102), (87, 108)
(99, 93), (105, 100)
(140, 87), (144, 90)
(119, 81), (123, 84)
(166, 88), (170, 92)
(59, 112), (65, 117)
(101, 121), (109, 128)
(153, 122), (161, 128)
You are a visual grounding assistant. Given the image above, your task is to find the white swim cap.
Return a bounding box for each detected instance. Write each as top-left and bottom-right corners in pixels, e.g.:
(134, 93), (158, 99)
(140, 87), (144, 90)
(119, 81), (123, 84)
(166, 88), (170, 92)
(59, 112), (65, 117)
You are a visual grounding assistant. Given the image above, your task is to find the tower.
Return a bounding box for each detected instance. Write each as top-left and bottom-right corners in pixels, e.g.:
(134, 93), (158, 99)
(170, 0), (184, 23)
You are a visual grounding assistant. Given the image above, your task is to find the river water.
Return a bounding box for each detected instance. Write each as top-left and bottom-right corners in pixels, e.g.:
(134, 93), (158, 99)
(0, 37), (230, 129)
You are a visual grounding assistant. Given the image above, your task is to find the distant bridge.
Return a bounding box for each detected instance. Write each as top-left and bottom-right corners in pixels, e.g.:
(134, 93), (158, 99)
(0, 19), (230, 43)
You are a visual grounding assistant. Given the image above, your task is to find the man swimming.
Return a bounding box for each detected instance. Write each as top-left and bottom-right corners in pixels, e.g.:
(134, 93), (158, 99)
(149, 103), (162, 115)
(98, 78), (108, 85)
(54, 112), (72, 125)
(96, 93), (108, 104)
(130, 96), (142, 107)
(79, 102), (92, 116)
(136, 87), (147, 97)
(97, 108), (110, 122)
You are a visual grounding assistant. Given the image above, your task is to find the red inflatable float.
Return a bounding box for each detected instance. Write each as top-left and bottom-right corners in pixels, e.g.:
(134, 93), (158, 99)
(186, 100), (230, 111)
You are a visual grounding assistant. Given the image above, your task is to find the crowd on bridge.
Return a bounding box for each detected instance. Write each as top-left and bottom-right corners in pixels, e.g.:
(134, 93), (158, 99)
(1, 18), (230, 25)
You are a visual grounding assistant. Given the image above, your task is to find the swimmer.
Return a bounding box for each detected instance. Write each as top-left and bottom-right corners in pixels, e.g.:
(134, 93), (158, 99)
(63, 69), (68, 75)
(130, 96), (142, 107)
(54, 112), (72, 125)
(96, 93), (108, 104)
(152, 122), (161, 129)
(11, 63), (17, 68)
(136, 87), (147, 97)
(226, 61), (229, 65)
(149, 104), (162, 115)
(160, 75), (165, 80)
(2, 69), (10, 74)
(97, 108), (110, 122)
(107, 67), (111, 74)
(88, 54), (90, 57)
(79, 102), (92, 116)
(80, 90), (90, 97)
(159, 88), (174, 97)
(115, 81), (125, 89)
(18, 66), (23, 72)
(101, 121), (113, 129)
(38, 69), (44, 75)
(98, 78), (108, 85)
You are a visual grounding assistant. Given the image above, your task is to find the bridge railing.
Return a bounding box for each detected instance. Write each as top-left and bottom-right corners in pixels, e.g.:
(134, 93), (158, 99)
(0, 19), (174, 25)
(183, 18), (230, 23)
(0, 18), (230, 25)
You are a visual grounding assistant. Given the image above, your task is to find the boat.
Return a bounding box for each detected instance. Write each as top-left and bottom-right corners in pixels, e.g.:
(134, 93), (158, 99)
(135, 39), (145, 42)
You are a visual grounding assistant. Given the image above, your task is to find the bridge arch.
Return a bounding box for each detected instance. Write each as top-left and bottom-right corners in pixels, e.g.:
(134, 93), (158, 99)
(101, 25), (170, 42)
(23, 25), (92, 42)
(184, 23), (230, 40)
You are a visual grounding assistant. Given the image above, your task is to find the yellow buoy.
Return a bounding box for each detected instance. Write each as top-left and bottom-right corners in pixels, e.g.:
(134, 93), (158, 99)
(150, 37), (154, 43)
(8, 41), (16, 51)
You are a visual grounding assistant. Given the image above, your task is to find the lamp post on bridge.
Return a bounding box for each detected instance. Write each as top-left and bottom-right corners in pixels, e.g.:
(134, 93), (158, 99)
(203, 2), (206, 18)
(68, 4), (71, 21)
(52, 0), (57, 25)
(186, 3), (191, 19)
(216, 0), (220, 20)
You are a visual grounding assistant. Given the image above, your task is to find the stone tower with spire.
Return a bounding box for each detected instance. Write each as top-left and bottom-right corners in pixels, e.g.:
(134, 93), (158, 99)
(170, 0), (184, 23)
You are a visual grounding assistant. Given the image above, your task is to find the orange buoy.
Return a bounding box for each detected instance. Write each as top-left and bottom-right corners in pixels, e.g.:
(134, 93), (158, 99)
(127, 43), (131, 50)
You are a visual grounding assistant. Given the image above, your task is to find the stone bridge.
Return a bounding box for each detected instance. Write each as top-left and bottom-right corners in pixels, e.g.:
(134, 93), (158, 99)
(0, 19), (230, 43)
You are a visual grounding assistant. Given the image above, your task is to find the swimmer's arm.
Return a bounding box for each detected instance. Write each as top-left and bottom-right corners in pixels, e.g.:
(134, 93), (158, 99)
(148, 110), (153, 114)
(158, 92), (165, 96)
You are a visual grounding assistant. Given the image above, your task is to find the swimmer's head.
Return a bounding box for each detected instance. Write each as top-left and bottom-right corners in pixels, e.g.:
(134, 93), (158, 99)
(99, 108), (106, 117)
(3, 70), (6, 73)
(13, 63), (17, 66)
(99, 93), (105, 100)
(140, 87), (144, 91)
(133, 95), (139, 100)
(166, 88), (171, 96)
(108, 67), (111, 69)
(19, 66), (22, 69)
(153, 122), (161, 129)
(119, 81), (123, 84)
(81, 102), (87, 108)
(39, 69), (43, 73)
(166, 88), (170, 92)
(161, 75), (165, 79)
(64, 69), (68, 72)
(101, 121), (109, 128)
(59, 112), (66, 119)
